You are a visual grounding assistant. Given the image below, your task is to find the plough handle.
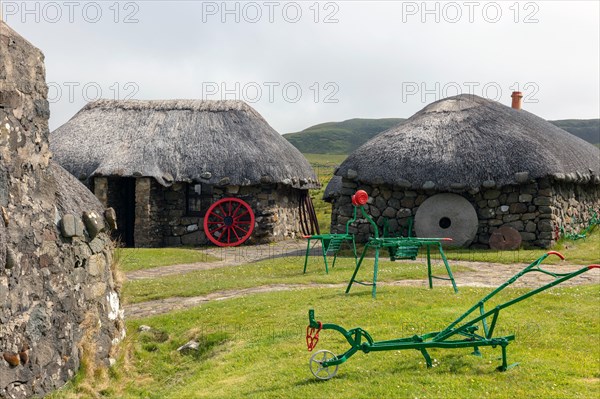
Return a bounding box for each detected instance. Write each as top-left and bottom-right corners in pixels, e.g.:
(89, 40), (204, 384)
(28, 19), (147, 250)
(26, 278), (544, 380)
(546, 251), (565, 260)
(308, 309), (320, 328)
(588, 265), (600, 270)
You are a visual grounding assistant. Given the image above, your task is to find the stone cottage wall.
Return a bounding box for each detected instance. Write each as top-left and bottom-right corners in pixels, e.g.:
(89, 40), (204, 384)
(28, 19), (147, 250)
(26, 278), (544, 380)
(331, 177), (600, 248)
(139, 180), (304, 247)
(551, 181), (600, 239)
(1, 22), (124, 398)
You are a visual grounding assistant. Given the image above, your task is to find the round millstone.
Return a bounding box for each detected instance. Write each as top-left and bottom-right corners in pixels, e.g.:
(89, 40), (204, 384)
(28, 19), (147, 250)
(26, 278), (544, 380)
(414, 193), (478, 247)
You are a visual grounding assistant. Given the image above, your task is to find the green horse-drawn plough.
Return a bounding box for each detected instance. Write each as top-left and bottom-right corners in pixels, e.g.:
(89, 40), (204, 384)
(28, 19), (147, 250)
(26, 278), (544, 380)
(306, 251), (599, 380)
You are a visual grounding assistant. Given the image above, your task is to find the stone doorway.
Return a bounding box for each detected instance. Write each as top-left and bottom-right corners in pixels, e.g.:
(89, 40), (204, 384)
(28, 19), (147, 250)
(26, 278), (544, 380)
(107, 177), (136, 247)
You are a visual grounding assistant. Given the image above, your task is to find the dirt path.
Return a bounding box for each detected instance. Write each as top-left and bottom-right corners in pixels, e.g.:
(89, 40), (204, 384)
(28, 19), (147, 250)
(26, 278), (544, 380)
(126, 240), (308, 280)
(124, 240), (599, 319)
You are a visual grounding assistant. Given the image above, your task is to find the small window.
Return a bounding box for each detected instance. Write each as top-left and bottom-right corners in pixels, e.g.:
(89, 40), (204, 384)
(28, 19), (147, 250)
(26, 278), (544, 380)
(186, 183), (213, 216)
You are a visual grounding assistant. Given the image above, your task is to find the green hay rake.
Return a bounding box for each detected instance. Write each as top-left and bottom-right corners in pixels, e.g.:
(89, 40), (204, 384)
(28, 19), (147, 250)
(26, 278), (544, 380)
(345, 190), (457, 297)
(303, 203), (358, 274)
(305, 251), (599, 380)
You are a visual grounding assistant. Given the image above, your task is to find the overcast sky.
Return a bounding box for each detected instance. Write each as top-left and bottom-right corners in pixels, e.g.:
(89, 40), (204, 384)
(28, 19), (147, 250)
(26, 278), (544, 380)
(2, 0), (599, 133)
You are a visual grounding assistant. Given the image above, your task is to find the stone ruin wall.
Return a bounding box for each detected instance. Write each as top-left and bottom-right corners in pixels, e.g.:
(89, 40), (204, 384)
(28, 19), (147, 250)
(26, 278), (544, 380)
(1, 23), (124, 398)
(94, 177), (304, 247)
(331, 177), (600, 248)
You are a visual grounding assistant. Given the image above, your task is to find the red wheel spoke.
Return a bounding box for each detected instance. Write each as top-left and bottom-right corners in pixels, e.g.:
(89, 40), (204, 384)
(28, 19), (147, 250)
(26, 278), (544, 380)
(209, 225), (226, 234)
(209, 213), (224, 220)
(226, 227), (231, 243)
(233, 225), (249, 235)
(207, 221), (223, 225)
(218, 204), (227, 216)
(217, 229), (228, 242)
(232, 203), (242, 217)
(231, 227), (241, 241)
(234, 210), (249, 220)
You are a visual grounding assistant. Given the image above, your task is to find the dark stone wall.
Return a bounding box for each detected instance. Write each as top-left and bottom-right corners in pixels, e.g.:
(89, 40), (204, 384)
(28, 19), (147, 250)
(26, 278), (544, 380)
(1, 22), (124, 398)
(330, 177), (600, 248)
(130, 180), (304, 247)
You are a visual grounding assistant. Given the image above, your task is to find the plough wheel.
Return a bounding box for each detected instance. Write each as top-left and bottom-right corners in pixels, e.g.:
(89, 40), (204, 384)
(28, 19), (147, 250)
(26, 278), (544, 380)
(203, 198), (255, 247)
(309, 350), (339, 380)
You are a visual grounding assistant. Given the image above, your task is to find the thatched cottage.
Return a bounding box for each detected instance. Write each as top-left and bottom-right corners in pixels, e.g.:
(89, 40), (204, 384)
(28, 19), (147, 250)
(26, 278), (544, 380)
(326, 94), (600, 248)
(50, 100), (318, 247)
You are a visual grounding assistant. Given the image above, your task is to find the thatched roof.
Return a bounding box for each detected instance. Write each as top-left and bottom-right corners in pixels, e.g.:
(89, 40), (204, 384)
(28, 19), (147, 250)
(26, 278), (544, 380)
(50, 161), (105, 218)
(50, 100), (318, 189)
(323, 175), (342, 201)
(336, 95), (600, 190)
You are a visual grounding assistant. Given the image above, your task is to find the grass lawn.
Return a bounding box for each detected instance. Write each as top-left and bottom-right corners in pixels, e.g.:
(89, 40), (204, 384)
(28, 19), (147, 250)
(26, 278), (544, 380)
(122, 255), (473, 304)
(51, 285), (599, 399)
(117, 247), (219, 272)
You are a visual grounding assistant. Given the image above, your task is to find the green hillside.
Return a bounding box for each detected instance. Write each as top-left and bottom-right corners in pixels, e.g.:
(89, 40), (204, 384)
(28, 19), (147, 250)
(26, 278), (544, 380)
(283, 118), (404, 154)
(549, 119), (600, 145)
(285, 118), (599, 155)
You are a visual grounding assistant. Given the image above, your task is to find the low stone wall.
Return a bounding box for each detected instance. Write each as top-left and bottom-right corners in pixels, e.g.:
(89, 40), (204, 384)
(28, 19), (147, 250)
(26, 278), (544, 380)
(135, 180), (304, 247)
(330, 177), (600, 248)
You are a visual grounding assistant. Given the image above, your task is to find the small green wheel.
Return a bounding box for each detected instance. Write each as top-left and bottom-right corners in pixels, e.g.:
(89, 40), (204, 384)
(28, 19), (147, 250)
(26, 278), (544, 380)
(309, 349), (339, 380)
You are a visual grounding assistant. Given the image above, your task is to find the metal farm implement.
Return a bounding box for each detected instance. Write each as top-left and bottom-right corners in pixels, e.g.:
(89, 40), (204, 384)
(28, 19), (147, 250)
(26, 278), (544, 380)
(345, 190), (457, 297)
(305, 251), (599, 380)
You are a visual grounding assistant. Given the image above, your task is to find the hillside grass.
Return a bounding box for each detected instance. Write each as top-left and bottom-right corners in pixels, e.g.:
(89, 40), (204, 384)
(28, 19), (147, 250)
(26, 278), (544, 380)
(284, 118), (404, 154)
(305, 153), (347, 234)
(284, 118), (599, 156)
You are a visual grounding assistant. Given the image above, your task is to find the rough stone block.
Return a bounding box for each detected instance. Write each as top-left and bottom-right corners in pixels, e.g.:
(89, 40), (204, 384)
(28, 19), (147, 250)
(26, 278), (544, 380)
(387, 198), (401, 209)
(369, 206), (381, 218)
(186, 224), (199, 232)
(521, 213), (537, 220)
(165, 236), (182, 246)
(520, 232), (537, 241)
(506, 193), (519, 203)
(509, 203), (527, 214)
(505, 221), (524, 231)
(87, 254), (105, 277)
(483, 190), (501, 200)
(525, 221), (537, 233)
(396, 208), (411, 218)
(382, 207), (396, 218)
(400, 198), (414, 208)
(181, 232), (205, 246)
(488, 199), (500, 208)
(60, 214), (76, 237)
(104, 208), (117, 230)
(503, 214), (520, 222)
(89, 236), (107, 254)
(537, 220), (554, 232)
(478, 208), (494, 219)
(518, 194), (533, 203)
(82, 211), (105, 238)
(172, 225), (187, 236)
(533, 197), (552, 206)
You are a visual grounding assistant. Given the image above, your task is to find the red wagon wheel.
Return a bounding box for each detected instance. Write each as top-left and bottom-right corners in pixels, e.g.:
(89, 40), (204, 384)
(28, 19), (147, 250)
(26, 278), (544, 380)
(203, 198), (255, 247)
